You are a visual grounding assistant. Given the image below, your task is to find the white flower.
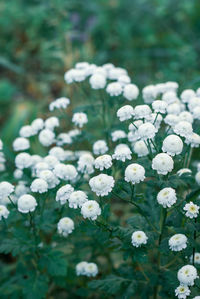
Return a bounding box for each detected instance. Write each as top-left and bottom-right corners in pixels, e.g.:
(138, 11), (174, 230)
(117, 105), (134, 122)
(56, 184), (74, 205)
(138, 122), (157, 140)
(177, 168), (192, 176)
(89, 174), (114, 196)
(77, 153), (94, 174)
(169, 234), (187, 251)
(183, 201), (199, 218)
(43, 155), (59, 169)
(133, 140), (149, 157)
(68, 129), (81, 139)
(93, 140), (108, 155)
(142, 85), (157, 104)
(89, 73), (106, 89)
(45, 117), (59, 132)
(181, 89), (196, 103)
(129, 120), (143, 132)
(17, 194), (37, 213)
(49, 146), (66, 161)
(190, 253), (200, 265)
(49, 97), (70, 111)
(14, 169), (23, 179)
(0, 205), (9, 220)
(34, 162), (49, 176)
(134, 105), (152, 119)
(175, 285), (190, 299)
(123, 84), (139, 101)
(106, 82), (122, 96)
(167, 102), (181, 115)
(72, 112), (88, 128)
(111, 130), (126, 142)
(19, 125), (35, 138)
(157, 187), (177, 208)
(118, 75), (131, 86)
(57, 217), (74, 237)
(164, 114), (179, 127)
(68, 68), (87, 82)
(39, 170), (60, 189)
(179, 111), (193, 124)
(56, 133), (72, 146)
(162, 135), (183, 156)
(152, 100), (167, 113)
(53, 164), (77, 181)
(39, 129), (55, 147)
(13, 137), (30, 151)
(185, 133), (200, 148)
(76, 261), (88, 276)
(174, 121), (193, 138)
(193, 297), (200, 299)
(30, 178), (48, 193)
(15, 182), (29, 197)
(0, 182), (14, 200)
(188, 97), (200, 112)
(162, 91), (178, 104)
(108, 67), (127, 80)
(75, 61), (90, 69)
(112, 144), (132, 162)
(152, 153), (174, 175)
(95, 154), (112, 171)
(15, 153), (32, 169)
(81, 200), (101, 220)
(177, 265), (198, 286)
(84, 263), (98, 277)
(68, 191), (88, 208)
(195, 172), (200, 185)
(31, 118), (44, 133)
(0, 139), (3, 150)
(131, 231), (148, 247)
(193, 107), (200, 120)
(125, 163), (145, 184)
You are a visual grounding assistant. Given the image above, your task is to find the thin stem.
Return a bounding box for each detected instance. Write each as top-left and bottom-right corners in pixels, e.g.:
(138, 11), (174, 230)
(29, 212), (39, 257)
(192, 218), (197, 265)
(8, 196), (16, 209)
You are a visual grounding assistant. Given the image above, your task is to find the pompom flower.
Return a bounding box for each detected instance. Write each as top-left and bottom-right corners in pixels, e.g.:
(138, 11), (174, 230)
(81, 200), (101, 220)
(183, 201), (199, 218)
(152, 153), (174, 175)
(89, 174), (115, 196)
(177, 265), (198, 286)
(131, 231), (148, 247)
(57, 217), (74, 237)
(17, 194), (37, 213)
(169, 234), (187, 252)
(157, 187), (177, 208)
(125, 163), (145, 184)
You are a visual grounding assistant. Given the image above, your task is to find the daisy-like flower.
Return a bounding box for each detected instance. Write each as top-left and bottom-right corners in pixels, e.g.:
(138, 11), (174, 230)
(157, 187), (177, 208)
(0, 182), (14, 200)
(17, 194), (37, 213)
(177, 265), (198, 286)
(138, 122), (157, 140)
(19, 125), (35, 138)
(164, 114), (180, 127)
(94, 155), (112, 171)
(162, 91), (178, 104)
(162, 135), (183, 156)
(117, 105), (134, 122)
(84, 263), (98, 277)
(89, 174), (115, 196)
(49, 146), (66, 161)
(106, 82), (123, 96)
(134, 105), (152, 119)
(93, 140), (108, 155)
(49, 97), (70, 111)
(39, 170), (60, 189)
(123, 84), (139, 101)
(72, 112), (88, 128)
(133, 140), (149, 157)
(152, 100), (167, 114)
(112, 144), (132, 162)
(39, 129), (55, 147)
(0, 205), (9, 220)
(181, 89), (196, 103)
(185, 133), (200, 148)
(31, 118), (44, 133)
(111, 130), (126, 142)
(152, 153), (174, 175)
(57, 217), (74, 237)
(183, 201), (199, 218)
(15, 153), (32, 169)
(179, 111), (193, 124)
(169, 234), (187, 252)
(68, 191), (88, 209)
(30, 178), (48, 193)
(175, 285), (191, 299)
(89, 73), (106, 89)
(56, 184), (74, 205)
(44, 155), (59, 169)
(81, 200), (101, 220)
(53, 163), (77, 181)
(77, 153), (94, 174)
(13, 137), (30, 152)
(131, 231), (148, 247)
(125, 163), (145, 184)
(174, 121), (193, 138)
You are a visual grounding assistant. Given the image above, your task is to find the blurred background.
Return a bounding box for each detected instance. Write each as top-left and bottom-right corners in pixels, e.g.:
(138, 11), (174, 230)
(1, 0), (200, 145)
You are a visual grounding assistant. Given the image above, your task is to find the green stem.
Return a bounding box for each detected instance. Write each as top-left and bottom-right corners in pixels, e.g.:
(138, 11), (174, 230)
(192, 218), (197, 265)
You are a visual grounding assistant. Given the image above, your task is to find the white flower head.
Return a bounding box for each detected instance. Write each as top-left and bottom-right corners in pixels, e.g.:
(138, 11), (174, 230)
(177, 168), (192, 176)
(76, 261), (88, 276)
(84, 263), (98, 277)
(57, 217), (74, 237)
(123, 84), (139, 101)
(190, 253), (200, 265)
(178, 265), (198, 286)
(142, 85), (157, 104)
(56, 133), (72, 146)
(45, 117), (59, 131)
(131, 231), (148, 247)
(0, 205), (9, 220)
(43, 155), (59, 169)
(0, 182), (14, 200)
(56, 184), (74, 205)
(111, 130), (126, 142)
(185, 133), (200, 148)
(68, 191), (88, 209)
(183, 201), (199, 219)
(175, 285), (190, 299)
(112, 144), (132, 162)
(49, 146), (66, 161)
(152, 153), (174, 175)
(94, 154), (112, 171)
(39, 170), (60, 189)
(49, 97), (70, 111)
(125, 163), (145, 184)
(162, 135), (183, 156)
(179, 111), (193, 124)
(117, 105), (134, 122)
(89, 73), (106, 89)
(19, 125), (35, 138)
(89, 174), (115, 196)
(93, 140), (108, 155)
(17, 194), (37, 213)
(77, 153), (94, 174)
(181, 89), (196, 103)
(39, 129), (55, 147)
(30, 178), (48, 193)
(13, 137), (30, 152)
(169, 234), (187, 252)
(15, 153), (32, 169)
(106, 82), (123, 96)
(72, 112), (88, 128)
(157, 187), (177, 208)
(196, 172), (200, 185)
(152, 100), (167, 114)
(134, 105), (152, 119)
(133, 140), (149, 157)
(53, 163), (77, 181)
(174, 121), (193, 138)
(164, 114), (180, 127)
(138, 122), (157, 140)
(81, 200), (101, 220)
(31, 118), (44, 133)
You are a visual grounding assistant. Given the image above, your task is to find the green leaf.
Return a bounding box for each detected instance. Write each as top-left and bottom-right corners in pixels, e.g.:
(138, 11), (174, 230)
(39, 250), (67, 276)
(0, 238), (29, 256)
(22, 273), (48, 299)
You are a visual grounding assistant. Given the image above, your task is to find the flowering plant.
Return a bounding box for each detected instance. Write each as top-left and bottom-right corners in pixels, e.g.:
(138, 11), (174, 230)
(1, 62), (200, 299)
